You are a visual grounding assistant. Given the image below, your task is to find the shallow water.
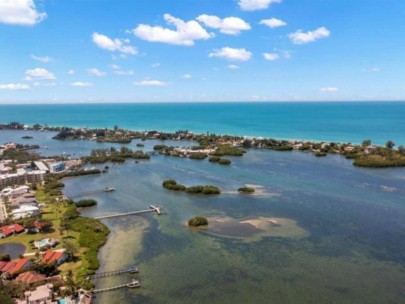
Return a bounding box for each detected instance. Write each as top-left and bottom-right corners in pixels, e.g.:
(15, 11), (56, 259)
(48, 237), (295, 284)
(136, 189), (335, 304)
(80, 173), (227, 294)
(58, 147), (405, 304)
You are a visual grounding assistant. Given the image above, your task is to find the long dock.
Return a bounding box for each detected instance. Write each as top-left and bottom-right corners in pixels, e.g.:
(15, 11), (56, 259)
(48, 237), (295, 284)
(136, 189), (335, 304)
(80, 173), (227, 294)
(92, 279), (141, 294)
(83, 265), (138, 280)
(68, 187), (115, 199)
(95, 205), (162, 220)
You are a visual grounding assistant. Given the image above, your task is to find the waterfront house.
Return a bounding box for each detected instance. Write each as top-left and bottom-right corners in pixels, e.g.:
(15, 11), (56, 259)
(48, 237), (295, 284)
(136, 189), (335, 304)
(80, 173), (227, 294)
(41, 250), (67, 265)
(344, 146), (356, 152)
(364, 145), (377, 154)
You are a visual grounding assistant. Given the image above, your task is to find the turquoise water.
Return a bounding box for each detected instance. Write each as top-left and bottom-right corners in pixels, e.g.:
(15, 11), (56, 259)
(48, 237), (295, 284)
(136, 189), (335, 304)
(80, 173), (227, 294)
(1, 102), (405, 145)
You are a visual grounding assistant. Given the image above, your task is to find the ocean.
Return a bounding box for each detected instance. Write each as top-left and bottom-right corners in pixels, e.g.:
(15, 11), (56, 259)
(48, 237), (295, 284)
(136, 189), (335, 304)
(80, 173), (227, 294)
(1, 102), (405, 145)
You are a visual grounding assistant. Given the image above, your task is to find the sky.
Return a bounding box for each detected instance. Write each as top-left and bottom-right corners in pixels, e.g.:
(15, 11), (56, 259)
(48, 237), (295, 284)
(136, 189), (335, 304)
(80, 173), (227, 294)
(0, 0), (404, 103)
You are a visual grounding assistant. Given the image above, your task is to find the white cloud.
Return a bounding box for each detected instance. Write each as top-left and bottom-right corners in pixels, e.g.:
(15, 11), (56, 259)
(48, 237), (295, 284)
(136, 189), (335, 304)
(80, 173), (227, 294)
(134, 80), (168, 87)
(33, 82), (56, 87)
(289, 27), (330, 44)
(227, 64), (240, 69)
(260, 18), (287, 28)
(71, 82), (93, 87)
(238, 0), (281, 11)
(320, 87), (338, 92)
(182, 74), (192, 79)
(114, 70), (134, 76)
(88, 68), (106, 77)
(110, 64), (120, 70)
(362, 67), (380, 73)
(132, 14), (213, 46)
(263, 52), (279, 61)
(68, 69), (75, 75)
(92, 32), (137, 55)
(209, 47), (252, 61)
(25, 68), (56, 81)
(31, 54), (53, 63)
(151, 63), (160, 68)
(0, 83), (30, 90)
(0, 0), (46, 26)
(196, 15), (251, 35)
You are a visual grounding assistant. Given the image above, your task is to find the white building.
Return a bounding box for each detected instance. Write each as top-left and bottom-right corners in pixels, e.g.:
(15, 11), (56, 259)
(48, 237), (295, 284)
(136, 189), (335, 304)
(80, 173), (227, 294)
(12, 205), (40, 219)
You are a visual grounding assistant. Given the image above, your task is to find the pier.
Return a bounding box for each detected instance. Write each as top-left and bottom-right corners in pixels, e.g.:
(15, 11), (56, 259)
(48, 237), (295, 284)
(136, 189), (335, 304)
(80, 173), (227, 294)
(95, 205), (163, 220)
(92, 279), (141, 294)
(68, 187), (115, 199)
(83, 265), (138, 280)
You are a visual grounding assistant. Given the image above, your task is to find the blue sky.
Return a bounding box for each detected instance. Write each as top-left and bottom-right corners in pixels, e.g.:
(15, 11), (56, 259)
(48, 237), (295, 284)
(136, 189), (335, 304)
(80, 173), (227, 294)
(0, 0), (404, 103)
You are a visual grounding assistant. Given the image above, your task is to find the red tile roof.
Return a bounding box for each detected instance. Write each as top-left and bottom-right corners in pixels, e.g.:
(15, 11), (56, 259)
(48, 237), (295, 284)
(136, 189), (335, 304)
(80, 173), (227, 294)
(0, 223), (24, 236)
(41, 251), (66, 264)
(15, 271), (46, 285)
(0, 261), (16, 273)
(9, 258), (30, 275)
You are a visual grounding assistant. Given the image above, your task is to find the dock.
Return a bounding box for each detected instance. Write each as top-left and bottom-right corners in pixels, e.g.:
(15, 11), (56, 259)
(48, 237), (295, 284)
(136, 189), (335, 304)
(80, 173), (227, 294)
(68, 187), (115, 199)
(95, 205), (163, 220)
(92, 279), (141, 294)
(83, 265), (138, 280)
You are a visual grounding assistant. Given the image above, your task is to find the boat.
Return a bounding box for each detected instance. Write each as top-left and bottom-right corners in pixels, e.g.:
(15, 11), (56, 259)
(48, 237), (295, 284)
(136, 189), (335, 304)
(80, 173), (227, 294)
(104, 187), (115, 192)
(128, 266), (138, 273)
(127, 279), (141, 288)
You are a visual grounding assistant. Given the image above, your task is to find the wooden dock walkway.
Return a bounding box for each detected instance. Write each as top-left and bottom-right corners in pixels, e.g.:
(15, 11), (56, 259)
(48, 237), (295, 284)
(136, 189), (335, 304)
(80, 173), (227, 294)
(95, 205), (163, 220)
(68, 187), (115, 199)
(92, 279), (141, 294)
(83, 265), (138, 280)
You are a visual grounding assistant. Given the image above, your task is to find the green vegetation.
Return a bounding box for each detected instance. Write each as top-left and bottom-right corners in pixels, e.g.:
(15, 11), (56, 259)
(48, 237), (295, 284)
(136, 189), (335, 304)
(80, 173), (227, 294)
(214, 145), (245, 156)
(83, 146), (150, 163)
(162, 180), (221, 195)
(21, 135), (33, 139)
(315, 151), (327, 157)
(162, 179), (187, 191)
(188, 216), (209, 227)
(219, 158), (231, 165)
(186, 185), (221, 195)
(237, 187), (255, 194)
(154, 144), (169, 151)
(189, 152), (208, 160)
(75, 199), (97, 208)
(209, 156), (220, 162)
(353, 155), (405, 167)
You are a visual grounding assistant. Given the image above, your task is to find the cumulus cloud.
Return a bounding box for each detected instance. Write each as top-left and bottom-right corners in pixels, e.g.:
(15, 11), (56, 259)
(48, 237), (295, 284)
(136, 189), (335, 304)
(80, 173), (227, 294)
(114, 70), (134, 76)
(238, 0), (281, 11)
(0, 83), (30, 90)
(87, 68), (106, 77)
(31, 54), (53, 63)
(25, 68), (56, 81)
(209, 47), (252, 61)
(131, 14), (213, 46)
(134, 80), (168, 87)
(71, 82), (93, 87)
(320, 87), (338, 92)
(260, 18), (287, 28)
(182, 74), (192, 79)
(68, 70), (75, 75)
(196, 15), (251, 35)
(289, 27), (330, 44)
(227, 64), (240, 69)
(0, 0), (46, 26)
(151, 63), (161, 68)
(263, 53), (279, 61)
(92, 32), (137, 55)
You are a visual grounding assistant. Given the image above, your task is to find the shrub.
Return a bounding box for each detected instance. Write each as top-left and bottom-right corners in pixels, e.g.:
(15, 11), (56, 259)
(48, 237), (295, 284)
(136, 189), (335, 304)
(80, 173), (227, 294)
(237, 187), (255, 194)
(188, 217), (208, 227)
(209, 156), (220, 162)
(189, 153), (208, 160)
(75, 199), (97, 208)
(219, 158), (231, 165)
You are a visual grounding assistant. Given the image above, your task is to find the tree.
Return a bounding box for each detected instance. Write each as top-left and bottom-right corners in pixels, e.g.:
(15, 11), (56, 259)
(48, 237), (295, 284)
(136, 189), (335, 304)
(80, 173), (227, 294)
(0, 254), (11, 261)
(64, 241), (79, 260)
(398, 145), (405, 155)
(65, 270), (78, 296)
(0, 280), (23, 304)
(362, 139), (372, 147)
(386, 140), (395, 149)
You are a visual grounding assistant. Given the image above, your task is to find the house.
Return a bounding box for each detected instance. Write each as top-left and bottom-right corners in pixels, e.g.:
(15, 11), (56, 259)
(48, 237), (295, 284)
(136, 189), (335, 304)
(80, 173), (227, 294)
(12, 205), (40, 219)
(344, 146), (356, 152)
(41, 251), (68, 265)
(364, 145), (377, 154)
(0, 261), (16, 274)
(15, 271), (46, 286)
(8, 258), (32, 276)
(23, 283), (53, 304)
(0, 223), (25, 237)
(50, 162), (65, 172)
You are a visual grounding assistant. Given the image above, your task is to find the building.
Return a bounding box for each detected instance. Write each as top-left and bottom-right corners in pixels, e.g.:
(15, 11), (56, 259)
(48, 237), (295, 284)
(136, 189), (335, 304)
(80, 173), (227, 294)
(33, 161), (49, 173)
(50, 162), (65, 173)
(23, 283), (53, 304)
(15, 271), (46, 286)
(0, 223), (25, 237)
(0, 169), (45, 190)
(12, 205), (40, 219)
(0, 258), (31, 278)
(41, 251), (68, 265)
(364, 145), (377, 154)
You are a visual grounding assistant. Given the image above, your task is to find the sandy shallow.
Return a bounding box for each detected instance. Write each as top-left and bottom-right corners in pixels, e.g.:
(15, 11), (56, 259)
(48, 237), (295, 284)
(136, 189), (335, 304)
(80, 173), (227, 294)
(223, 184), (281, 198)
(197, 216), (309, 242)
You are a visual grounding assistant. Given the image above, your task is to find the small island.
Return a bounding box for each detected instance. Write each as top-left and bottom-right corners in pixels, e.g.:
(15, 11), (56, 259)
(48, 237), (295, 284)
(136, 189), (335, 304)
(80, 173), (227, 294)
(75, 199), (98, 208)
(21, 135), (33, 139)
(163, 179), (221, 195)
(188, 216), (209, 227)
(237, 186), (255, 194)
